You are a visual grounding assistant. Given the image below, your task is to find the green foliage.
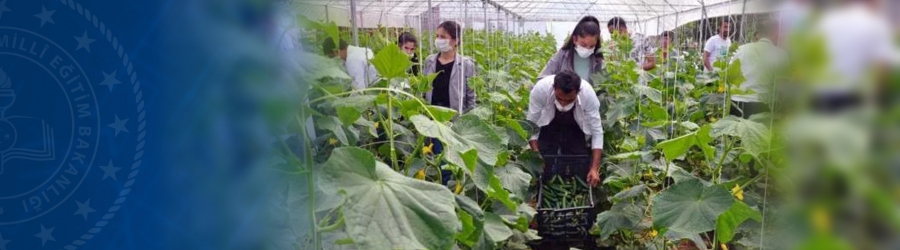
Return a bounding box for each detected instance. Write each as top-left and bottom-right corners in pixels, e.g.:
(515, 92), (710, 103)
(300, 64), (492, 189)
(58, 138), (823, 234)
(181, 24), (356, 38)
(716, 201), (762, 243)
(652, 179), (734, 234)
(289, 18), (781, 250)
(320, 147), (460, 250)
(370, 44), (412, 79)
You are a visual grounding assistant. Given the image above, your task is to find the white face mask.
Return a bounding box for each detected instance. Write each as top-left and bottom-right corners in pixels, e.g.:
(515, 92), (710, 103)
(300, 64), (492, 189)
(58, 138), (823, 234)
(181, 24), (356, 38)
(554, 99), (575, 112)
(435, 38), (452, 52)
(574, 45), (594, 58)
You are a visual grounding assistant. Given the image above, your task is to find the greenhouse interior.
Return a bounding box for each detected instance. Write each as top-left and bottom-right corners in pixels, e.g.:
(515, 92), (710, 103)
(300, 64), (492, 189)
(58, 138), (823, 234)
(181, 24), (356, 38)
(281, 0), (900, 249)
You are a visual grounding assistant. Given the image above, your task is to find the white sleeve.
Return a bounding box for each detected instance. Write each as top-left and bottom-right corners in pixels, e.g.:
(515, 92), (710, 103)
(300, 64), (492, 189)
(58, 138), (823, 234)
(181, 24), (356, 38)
(580, 82), (604, 149)
(527, 79), (549, 141)
(346, 60), (366, 90)
(704, 38), (716, 53)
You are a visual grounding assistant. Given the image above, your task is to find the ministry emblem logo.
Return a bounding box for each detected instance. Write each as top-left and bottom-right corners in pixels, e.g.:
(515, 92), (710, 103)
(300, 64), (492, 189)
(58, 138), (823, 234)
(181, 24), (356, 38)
(0, 0), (147, 249)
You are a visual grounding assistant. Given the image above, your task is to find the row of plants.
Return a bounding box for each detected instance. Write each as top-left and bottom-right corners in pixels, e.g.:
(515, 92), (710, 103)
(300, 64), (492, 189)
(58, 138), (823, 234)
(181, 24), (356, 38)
(276, 18), (787, 250)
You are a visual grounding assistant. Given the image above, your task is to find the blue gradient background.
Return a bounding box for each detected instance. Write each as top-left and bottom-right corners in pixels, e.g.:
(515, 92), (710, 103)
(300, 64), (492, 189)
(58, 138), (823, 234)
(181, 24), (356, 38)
(0, 0), (287, 249)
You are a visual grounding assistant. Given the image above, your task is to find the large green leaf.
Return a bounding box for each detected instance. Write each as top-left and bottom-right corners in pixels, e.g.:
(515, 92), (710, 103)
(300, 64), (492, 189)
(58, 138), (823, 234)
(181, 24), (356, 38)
(488, 174), (518, 211)
(494, 164), (531, 200)
(724, 59), (746, 87)
(296, 52), (351, 82)
(369, 44), (411, 79)
(410, 114), (504, 170)
(455, 195), (484, 221)
(716, 201), (762, 243)
(595, 201), (645, 240)
(467, 106), (494, 120)
(633, 85), (662, 104)
(656, 124), (714, 162)
(611, 184), (647, 202)
(398, 99), (458, 122)
(652, 179), (734, 234)
(484, 212), (514, 242)
(711, 116), (770, 157)
(321, 147), (460, 250)
(315, 116), (349, 145)
(335, 106), (361, 125)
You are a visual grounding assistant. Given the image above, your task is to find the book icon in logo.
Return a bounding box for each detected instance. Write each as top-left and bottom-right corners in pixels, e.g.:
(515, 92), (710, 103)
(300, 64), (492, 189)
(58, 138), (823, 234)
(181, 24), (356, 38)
(0, 68), (56, 175)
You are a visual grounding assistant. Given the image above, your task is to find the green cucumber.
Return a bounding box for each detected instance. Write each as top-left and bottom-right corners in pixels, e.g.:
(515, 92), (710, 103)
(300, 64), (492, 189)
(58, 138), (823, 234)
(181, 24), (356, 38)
(575, 176), (588, 188)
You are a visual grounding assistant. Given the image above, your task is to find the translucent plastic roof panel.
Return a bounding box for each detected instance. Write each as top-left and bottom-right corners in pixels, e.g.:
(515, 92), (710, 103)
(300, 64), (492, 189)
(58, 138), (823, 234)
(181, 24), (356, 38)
(299, 0), (742, 20)
(296, 0), (768, 35)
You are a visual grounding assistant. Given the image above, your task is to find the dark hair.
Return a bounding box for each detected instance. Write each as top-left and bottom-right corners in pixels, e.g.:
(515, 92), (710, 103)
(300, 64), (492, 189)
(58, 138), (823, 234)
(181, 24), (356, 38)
(322, 38), (348, 56)
(561, 16), (601, 53)
(720, 17), (732, 26)
(398, 31), (417, 46)
(437, 21), (461, 45)
(553, 71), (582, 94)
(661, 31), (675, 39)
(607, 17), (627, 29)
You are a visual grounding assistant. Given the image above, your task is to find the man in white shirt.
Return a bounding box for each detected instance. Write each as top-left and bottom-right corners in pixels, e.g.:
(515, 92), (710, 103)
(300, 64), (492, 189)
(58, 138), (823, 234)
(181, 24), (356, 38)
(729, 22), (786, 118)
(704, 18), (733, 71)
(527, 71), (603, 187)
(322, 38), (379, 90)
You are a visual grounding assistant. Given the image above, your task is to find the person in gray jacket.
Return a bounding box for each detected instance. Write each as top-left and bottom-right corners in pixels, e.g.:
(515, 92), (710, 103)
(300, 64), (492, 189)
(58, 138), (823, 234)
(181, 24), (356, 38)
(423, 20), (477, 114)
(539, 16), (604, 84)
(422, 20), (477, 185)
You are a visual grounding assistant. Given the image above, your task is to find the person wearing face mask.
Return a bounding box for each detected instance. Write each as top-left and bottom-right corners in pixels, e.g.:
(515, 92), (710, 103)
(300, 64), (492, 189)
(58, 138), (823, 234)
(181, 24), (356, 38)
(539, 16), (604, 84)
(527, 70), (604, 188)
(423, 21), (477, 113)
(527, 71), (604, 249)
(422, 20), (477, 186)
(398, 31), (420, 76)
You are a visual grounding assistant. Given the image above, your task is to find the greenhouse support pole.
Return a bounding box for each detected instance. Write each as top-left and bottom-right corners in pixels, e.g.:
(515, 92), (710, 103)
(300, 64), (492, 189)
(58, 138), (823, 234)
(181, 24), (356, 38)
(459, 0), (467, 114)
(325, 5), (330, 23)
(349, 0), (359, 46)
(417, 15), (423, 62)
(740, 0), (748, 43)
(505, 12), (510, 71)
(483, 1), (490, 72)
(427, 0), (433, 54)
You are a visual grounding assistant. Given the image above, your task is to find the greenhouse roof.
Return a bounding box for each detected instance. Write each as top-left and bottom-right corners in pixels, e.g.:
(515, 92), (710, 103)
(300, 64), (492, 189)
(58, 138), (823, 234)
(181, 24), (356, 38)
(297, 0), (773, 35)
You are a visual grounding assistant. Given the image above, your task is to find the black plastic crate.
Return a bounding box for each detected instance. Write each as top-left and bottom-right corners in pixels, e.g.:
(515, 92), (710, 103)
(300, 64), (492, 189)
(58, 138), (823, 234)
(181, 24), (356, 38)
(535, 155), (596, 241)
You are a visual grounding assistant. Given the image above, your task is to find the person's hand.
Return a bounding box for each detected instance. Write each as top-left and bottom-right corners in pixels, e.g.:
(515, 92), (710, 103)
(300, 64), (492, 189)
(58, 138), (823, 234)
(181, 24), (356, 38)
(587, 170), (601, 187)
(529, 140), (540, 152)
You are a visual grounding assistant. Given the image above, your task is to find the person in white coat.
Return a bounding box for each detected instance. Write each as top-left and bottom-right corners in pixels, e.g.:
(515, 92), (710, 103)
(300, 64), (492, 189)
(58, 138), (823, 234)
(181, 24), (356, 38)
(322, 38), (379, 90)
(729, 22), (785, 118)
(527, 71), (604, 187)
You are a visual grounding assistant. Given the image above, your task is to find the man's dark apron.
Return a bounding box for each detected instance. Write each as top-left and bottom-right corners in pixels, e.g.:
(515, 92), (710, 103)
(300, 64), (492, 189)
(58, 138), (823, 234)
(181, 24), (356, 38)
(538, 105), (588, 156)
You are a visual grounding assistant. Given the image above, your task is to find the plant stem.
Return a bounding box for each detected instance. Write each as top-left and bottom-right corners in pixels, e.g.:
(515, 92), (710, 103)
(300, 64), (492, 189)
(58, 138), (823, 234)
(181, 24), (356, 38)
(386, 91), (399, 170)
(714, 143), (734, 185)
(297, 114), (321, 250)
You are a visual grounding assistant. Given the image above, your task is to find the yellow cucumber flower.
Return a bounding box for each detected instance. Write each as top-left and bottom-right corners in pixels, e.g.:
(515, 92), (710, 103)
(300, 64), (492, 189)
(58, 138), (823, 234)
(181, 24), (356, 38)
(414, 169), (426, 180)
(731, 184), (743, 201)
